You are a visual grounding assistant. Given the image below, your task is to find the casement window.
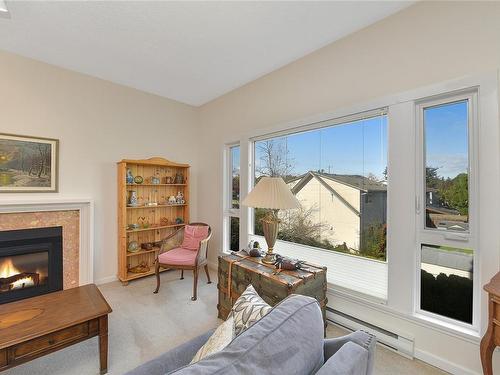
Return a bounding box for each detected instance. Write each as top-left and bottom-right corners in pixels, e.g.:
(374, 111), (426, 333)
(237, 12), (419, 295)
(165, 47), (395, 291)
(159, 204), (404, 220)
(223, 144), (240, 252)
(416, 91), (478, 327)
(249, 110), (388, 299)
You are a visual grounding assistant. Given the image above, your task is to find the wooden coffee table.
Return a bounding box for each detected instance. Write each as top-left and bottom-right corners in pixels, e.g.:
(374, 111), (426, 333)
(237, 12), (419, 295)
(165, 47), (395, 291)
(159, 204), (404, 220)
(0, 284), (112, 374)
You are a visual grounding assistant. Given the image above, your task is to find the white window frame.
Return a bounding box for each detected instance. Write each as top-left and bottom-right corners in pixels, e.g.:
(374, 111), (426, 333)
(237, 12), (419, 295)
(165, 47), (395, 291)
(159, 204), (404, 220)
(230, 72), (497, 339)
(222, 143), (240, 253)
(414, 89), (479, 332)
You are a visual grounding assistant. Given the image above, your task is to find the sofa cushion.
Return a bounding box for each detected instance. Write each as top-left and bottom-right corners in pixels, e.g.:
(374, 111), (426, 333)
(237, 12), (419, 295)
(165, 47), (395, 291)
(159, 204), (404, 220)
(181, 225), (209, 251)
(169, 295), (324, 375)
(231, 284), (272, 336)
(316, 341), (368, 375)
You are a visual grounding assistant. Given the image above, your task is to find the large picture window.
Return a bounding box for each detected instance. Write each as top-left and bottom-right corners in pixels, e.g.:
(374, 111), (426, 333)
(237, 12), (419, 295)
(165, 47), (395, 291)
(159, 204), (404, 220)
(417, 91), (477, 327)
(253, 111), (388, 261)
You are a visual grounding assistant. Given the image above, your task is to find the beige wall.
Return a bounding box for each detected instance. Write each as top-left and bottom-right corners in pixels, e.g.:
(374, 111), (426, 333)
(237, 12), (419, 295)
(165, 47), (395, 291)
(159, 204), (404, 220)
(197, 2), (500, 374)
(0, 50), (199, 284)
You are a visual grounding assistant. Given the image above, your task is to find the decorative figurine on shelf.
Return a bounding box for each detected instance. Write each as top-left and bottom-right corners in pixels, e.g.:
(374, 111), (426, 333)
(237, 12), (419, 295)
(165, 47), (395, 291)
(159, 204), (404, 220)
(175, 191), (185, 204)
(168, 195), (177, 204)
(126, 169), (134, 184)
(134, 175), (144, 184)
(127, 223), (139, 230)
(128, 261), (150, 273)
(138, 216), (150, 228)
(175, 172), (184, 184)
(127, 241), (139, 253)
(165, 176), (173, 184)
(175, 217), (184, 224)
(141, 242), (154, 250)
(151, 176), (160, 185)
(146, 191), (158, 206)
(160, 217), (169, 226)
(128, 190), (138, 206)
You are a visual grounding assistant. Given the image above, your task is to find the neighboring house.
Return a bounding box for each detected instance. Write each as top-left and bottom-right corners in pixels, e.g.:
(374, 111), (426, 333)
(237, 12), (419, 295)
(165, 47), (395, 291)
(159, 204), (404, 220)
(288, 171), (387, 251)
(425, 188), (469, 231)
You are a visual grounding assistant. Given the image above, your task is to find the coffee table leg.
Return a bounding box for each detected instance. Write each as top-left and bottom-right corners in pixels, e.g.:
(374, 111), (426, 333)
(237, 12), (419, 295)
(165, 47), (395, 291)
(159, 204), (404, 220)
(99, 315), (108, 374)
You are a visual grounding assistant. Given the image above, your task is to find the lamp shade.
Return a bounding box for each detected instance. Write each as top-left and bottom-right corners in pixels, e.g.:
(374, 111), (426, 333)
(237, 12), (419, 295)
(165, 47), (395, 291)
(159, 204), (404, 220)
(242, 177), (301, 210)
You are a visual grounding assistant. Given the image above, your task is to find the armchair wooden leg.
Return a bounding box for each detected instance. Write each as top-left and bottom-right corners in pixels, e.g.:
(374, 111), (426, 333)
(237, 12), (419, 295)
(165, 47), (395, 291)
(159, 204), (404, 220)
(192, 268), (198, 301)
(204, 264), (212, 284)
(180, 269), (184, 280)
(153, 261), (160, 294)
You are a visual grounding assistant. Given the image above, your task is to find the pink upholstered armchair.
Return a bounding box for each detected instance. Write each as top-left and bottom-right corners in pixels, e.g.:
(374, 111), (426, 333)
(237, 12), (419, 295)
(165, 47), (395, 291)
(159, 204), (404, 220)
(153, 223), (212, 301)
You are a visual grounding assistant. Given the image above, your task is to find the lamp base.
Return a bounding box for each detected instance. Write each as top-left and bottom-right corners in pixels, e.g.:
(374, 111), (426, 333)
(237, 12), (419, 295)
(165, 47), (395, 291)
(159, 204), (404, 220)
(261, 252), (276, 265)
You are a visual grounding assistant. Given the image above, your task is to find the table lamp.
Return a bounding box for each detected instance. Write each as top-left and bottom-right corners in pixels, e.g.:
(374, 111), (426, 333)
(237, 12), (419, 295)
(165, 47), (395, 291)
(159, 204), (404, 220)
(242, 176), (300, 264)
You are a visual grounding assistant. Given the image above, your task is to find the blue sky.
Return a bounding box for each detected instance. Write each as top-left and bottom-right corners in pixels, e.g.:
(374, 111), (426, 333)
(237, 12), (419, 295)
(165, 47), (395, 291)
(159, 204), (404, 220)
(231, 146), (240, 176)
(253, 101), (468, 181)
(256, 116), (388, 180)
(425, 100), (468, 179)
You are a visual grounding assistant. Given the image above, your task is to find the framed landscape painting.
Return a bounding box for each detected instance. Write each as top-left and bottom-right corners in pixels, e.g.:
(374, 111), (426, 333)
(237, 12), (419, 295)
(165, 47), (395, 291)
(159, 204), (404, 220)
(0, 133), (58, 192)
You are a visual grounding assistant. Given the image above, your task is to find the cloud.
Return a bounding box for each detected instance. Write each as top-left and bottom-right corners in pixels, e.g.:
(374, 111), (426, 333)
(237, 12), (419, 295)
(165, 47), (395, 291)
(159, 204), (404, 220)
(427, 153), (468, 178)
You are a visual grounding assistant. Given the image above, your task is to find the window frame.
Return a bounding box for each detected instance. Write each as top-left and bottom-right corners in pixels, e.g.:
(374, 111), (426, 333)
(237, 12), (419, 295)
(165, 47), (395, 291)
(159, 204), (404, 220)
(222, 143), (240, 253)
(414, 89), (479, 331)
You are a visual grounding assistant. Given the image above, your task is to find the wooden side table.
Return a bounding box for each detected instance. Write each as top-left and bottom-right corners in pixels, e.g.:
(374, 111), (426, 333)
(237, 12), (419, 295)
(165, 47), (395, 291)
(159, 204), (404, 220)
(481, 272), (500, 375)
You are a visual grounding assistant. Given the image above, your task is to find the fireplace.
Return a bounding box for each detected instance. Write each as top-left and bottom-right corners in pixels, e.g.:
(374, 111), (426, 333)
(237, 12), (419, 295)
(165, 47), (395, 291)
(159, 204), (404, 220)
(0, 226), (63, 304)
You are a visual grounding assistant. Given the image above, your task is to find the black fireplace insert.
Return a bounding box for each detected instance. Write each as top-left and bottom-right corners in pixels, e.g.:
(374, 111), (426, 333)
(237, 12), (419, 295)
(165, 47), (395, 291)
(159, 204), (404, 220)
(0, 226), (63, 304)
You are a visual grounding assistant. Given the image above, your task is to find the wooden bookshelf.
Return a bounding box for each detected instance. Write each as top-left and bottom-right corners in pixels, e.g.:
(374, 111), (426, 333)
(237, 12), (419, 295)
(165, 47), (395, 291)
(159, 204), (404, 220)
(117, 157), (190, 285)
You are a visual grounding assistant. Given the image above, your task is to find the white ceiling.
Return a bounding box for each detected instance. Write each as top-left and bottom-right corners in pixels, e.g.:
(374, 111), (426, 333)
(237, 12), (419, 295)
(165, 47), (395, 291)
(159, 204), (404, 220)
(0, 1), (414, 106)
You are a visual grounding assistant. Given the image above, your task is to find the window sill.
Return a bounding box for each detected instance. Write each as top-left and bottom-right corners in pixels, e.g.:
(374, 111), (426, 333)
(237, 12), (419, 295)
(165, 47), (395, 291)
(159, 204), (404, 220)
(412, 312), (480, 340)
(249, 234), (389, 300)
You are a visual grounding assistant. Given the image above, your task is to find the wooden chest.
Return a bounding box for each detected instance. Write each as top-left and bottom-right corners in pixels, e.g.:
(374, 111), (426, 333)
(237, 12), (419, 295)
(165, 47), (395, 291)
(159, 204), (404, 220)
(217, 252), (328, 328)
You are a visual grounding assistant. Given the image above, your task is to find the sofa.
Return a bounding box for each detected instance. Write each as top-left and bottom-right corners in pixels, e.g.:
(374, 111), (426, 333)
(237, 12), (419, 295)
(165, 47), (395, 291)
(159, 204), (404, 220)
(126, 294), (376, 375)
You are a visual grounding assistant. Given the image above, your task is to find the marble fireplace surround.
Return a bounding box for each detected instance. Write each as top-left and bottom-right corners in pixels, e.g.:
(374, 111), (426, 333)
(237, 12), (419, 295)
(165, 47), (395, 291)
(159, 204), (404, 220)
(0, 198), (94, 287)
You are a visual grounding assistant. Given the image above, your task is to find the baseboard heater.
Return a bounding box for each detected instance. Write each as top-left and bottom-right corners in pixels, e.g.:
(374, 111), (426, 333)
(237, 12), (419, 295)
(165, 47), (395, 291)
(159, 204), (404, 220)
(326, 307), (414, 359)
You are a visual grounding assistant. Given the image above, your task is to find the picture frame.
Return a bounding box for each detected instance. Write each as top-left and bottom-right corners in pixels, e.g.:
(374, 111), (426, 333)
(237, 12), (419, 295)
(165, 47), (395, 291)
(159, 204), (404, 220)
(0, 133), (59, 192)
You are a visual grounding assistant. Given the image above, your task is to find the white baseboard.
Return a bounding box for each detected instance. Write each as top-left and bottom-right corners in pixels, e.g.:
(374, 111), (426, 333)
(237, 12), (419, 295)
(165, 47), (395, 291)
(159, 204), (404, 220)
(414, 349), (479, 375)
(94, 275), (118, 285)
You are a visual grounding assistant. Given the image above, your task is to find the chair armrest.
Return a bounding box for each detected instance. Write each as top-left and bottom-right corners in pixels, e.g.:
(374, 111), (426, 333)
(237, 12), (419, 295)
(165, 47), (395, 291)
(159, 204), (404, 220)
(196, 232), (212, 264)
(316, 341), (369, 375)
(124, 329), (215, 375)
(159, 227), (184, 254)
(324, 330), (376, 375)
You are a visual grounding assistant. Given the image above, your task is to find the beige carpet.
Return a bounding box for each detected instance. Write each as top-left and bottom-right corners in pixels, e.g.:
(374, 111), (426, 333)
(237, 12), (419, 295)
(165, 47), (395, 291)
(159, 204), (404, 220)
(3, 270), (447, 375)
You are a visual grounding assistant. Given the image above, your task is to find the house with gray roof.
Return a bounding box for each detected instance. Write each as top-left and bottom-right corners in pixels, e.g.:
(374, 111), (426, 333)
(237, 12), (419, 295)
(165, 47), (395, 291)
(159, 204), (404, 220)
(287, 171), (387, 252)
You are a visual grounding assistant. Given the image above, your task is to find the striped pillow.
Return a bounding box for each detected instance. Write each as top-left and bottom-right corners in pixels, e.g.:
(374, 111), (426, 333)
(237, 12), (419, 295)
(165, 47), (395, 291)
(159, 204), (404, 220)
(231, 284), (272, 336)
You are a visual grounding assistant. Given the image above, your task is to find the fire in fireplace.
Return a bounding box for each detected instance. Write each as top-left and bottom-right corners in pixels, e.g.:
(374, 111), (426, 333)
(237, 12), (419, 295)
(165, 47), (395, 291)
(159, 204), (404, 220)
(0, 227), (62, 304)
(0, 252), (48, 293)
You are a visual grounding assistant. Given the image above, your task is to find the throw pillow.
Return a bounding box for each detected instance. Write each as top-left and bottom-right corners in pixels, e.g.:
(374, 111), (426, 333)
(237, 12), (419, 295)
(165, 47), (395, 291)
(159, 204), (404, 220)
(181, 225), (209, 251)
(231, 284), (272, 336)
(190, 316), (234, 364)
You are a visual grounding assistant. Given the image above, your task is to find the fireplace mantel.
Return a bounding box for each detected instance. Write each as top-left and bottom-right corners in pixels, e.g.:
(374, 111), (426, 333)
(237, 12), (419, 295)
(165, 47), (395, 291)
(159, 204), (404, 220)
(0, 198), (94, 286)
